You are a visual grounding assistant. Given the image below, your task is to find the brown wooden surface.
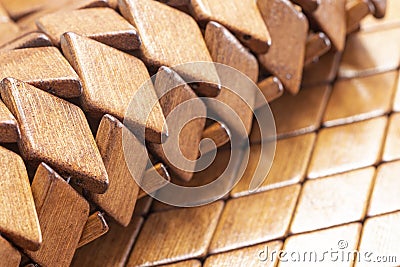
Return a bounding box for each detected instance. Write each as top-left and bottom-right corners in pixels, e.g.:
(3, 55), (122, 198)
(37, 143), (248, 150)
(26, 163), (89, 267)
(0, 21), (20, 47)
(61, 32), (166, 143)
(304, 32), (331, 66)
(346, 0), (372, 34)
(87, 114), (145, 226)
(258, 0), (308, 94)
(0, 32), (52, 51)
(383, 113), (400, 162)
(0, 0), (48, 19)
(37, 7), (140, 50)
(201, 122), (230, 154)
(1, 78), (109, 194)
(370, 0), (387, 18)
(77, 212), (109, 248)
(190, 0), (271, 53)
(256, 77), (284, 107)
(290, 0), (319, 13)
(361, 0), (399, 31)
(0, 46), (82, 98)
(0, 235), (22, 267)
(138, 162), (170, 199)
(0, 99), (18, 143)
(392, 70), (400, 112)
(0, 146), (41, 251)
(160, 260), (202, 267)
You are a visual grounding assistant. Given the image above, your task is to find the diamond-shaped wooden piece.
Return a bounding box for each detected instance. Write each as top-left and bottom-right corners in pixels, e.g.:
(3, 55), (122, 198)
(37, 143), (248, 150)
(0, 236), (22, 266)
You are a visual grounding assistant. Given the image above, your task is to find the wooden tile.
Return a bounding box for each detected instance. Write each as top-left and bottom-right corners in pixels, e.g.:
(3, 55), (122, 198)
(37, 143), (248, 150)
(158, 0), (189, 7)
(138, 162), (170, 199)
(368, 161), (400, 216)
(148, 67), (206, 181)
(392, 71), (400, 112)
(77, 212), (109, 248)
(309, 0), (346, 51)
(258, 0), (308, 94)
(26, 163), (89, 266)
(270, 85), (330, 138)
(0, 146), (41, 251)
(304, 32), (331, 66)
(205, 240), (282, 267)
(0, 47), (81, 98)
(323, 71), (397, 127)
(0, 0), (48, 19)
(0, 21), (21, 47)
(382, 113), (400, 162)
(361, 0), (400, 31)
(72, 216), (143, 267)
(209, 185), (300, 254)
(308, 117), (386, 179)
(281, 223), (361, 267)
(1, 78), (109, 193)
(339, 27), (400, 78)
(37, 7), (140, 50)
(291, 168), (374, 234)
(119, 0), (220, 97)
(190, 0), (271, 54)
(0, 235), (22, 267)
(61, 32), (166, 143)
(127, 201), (224, 266)
(291, 0), (319, 12)
(346, 0), (372, 34)
(0, 32), (52, 51)
(0, 99), (18, 143)
(133, 196), (153, 216)
(201, 122), (230, 154)
(232, 133), (315, 198)
(0, 2), (8, 21)
(256, 77), (284, 107)
(356, 212), (400, 267)
(160, 260), (202, 267)
(87, 114), (146, 226)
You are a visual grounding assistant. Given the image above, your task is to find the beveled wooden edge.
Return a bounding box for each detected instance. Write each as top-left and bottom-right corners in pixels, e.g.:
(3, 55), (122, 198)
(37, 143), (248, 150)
(77, 212), (109, 248)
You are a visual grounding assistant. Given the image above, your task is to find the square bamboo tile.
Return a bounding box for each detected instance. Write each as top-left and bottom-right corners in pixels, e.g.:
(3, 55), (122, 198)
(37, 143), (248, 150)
(231, 133), (316, 198)
(0, 99), (18, 143)
(0, 235), (21, 266)
(127, 201), (224, 266)
(209, 185), (300, 254)
(323, 71), (398, 127)
(361, 0), (400, 31)
(290, 167), (374, 234)
(269, 85), (330, 138)
(356, 212), (400, 267)
(382, 113), (400, 162)
(280, 223), (362, 267)
(72, 216), (143, 267)
(339, 26), (400, 78)
(307, 116), (387, 179)
(204, 240), (282, 267)
(160, 260), (202, 267)
(368, 161), (400, 216)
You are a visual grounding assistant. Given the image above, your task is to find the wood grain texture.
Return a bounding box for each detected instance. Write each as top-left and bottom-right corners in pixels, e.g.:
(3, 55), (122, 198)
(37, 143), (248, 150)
(0, 32), (52, 51)
(0, 99), (18, 143)
(0, 47), (81, 98)
(368, 161), (400, 216)
(308, 116), (387, 179)
(382, 113), (400, 162)
(138, 162), (170, 199)
(232, 133), (315, 198)
(291, 167), (374, 234)
(0, 235), (22, 267)
(323, 71), (397, 127)
(339, 27), (400, 78)
(72, 216), (143, 267)
(127, 201), (223, 266)
(119, 0), (221, 97)
(26, 163), (89, 267)
(87, 114), (146, 227)
(0, 146), (41, 251)
(256, 76), (284, 108)
(201, 122), (230, 154)
(209, 185), (300, 254)
(204, 21), (257, 135)
(0, 78), (109, 193)
(304, 32), (331, 66)
(37, 7), (141, 50)
(258, 0), (308, 94)
(290, 0), (319, 12)
(190, 0), (271, 53)
(147, 67), (206, 181)
(77, 212), (109, 248)
(204, 241), (282, 267)
(346, 0), (372, 34)
(61, 32), (166, 143)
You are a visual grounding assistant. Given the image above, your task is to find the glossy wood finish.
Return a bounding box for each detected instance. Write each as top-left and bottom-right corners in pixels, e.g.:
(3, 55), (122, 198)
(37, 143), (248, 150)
(127, 201), (224, 266)
(119, 0), (220, 97)
(304, 32), (331, 66)
(0, 146), (41, 251)
(1, 78), (109, 193)
(61, 32), (166, 143)
(72, 216), (143, 267)
(190, 0), (271, 53)
(209, 185), (300, 254)
(0, 235), (22, 267)
(0, 47), (81, 98)
(382, 113), (400, 162)
(308, 116), (386, 179)
(26, 163), (89, 267)
(0, 99), (18, 143)
(323, 71), (397, 127)
(138, 162), (170, 199)
(258, 0), (308, 94)
(256, 77), (284, 107)
(77, 212), (109, 248)
(37, 8), (140, 50)
(291, 168), (374, 234)
(0, 32), (52, 51)
(232, 133), (315, 198)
